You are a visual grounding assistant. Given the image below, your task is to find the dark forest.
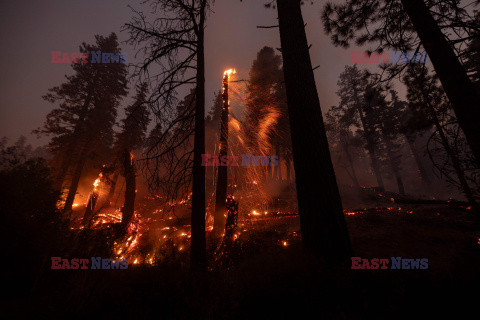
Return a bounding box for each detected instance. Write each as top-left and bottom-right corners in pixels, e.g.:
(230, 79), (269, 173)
(1, 0), (480, 318)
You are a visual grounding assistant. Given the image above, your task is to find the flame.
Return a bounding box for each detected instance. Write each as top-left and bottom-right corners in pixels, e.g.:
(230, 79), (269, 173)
(93, 173), (102, 191)
(224, 68), (236, 76)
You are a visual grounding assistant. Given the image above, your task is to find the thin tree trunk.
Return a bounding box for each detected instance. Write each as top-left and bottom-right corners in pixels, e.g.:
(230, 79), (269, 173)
(63, 148), (88, 213)
(405, 135), (431, 186)
(107, 173), (119, 204)
(273, 144), (280, 180)
(191, 4), (207, 268)
(213, 72), (229, 237)
(382, 133), (406, 195)
(277, 0), (352, 264)
(401, 0), (480, 168)
(82, 191), (98, 227)
(286, 159), (291, 182)
(354, 93), (385, 190)
(278, 156), (282, 181)
(54, 76), (97, 189)
(342, 131), (361, 190)
(428, 108), (480, 212)
(121, 150), (136, 229)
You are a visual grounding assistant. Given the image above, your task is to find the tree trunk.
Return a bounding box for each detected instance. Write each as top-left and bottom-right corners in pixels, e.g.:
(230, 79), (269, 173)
(274, 145), (280, 180)
(191, 5), (207, 268)
(428, 108), (480, 212)
(54, 77), (97, 190)
(121, 150), (136, 229)
(63, 141), (89, 213)
(277, 0), (352, 264)
(82, 191), (98, 227)
(107, 173), (119, 204)
(405, 135), (431, 186)
(354, 92), (385, 191)
(213, 72), (229, 237)
(285, 159), (291, 182)
(342, 131), (361, 190)
(401, 0), (480, 168)
(382, 133), (406, 195)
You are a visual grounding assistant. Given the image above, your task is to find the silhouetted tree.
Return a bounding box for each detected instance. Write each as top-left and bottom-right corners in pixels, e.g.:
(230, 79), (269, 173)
(403, 64), (479, 211)
(125, 0), (210, 267)
(337, 66), (385, 190)
(275, 0), (352, 264)
(36, 33), (128, 213)
(322, 0), (480, 167)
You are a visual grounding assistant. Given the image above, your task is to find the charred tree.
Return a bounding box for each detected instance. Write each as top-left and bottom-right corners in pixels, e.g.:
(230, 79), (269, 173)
(82, 191), (99, 227)
(126, 0), (209, 268)
(190, 2), (207, 268)
(63, 141), (89, 213)
(213, 71), (230, 237)
(276, 0), (352, 263)
(121, 150), (136, 229)
(214, 196), (239, 268)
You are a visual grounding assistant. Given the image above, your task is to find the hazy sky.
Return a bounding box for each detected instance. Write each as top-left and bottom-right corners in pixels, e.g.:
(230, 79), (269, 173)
(0, 0), (378, 146)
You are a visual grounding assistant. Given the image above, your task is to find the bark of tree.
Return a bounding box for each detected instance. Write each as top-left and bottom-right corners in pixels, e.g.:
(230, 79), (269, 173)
(213, 72), (229, 237)
(277, 0), (352, 264)
(401, 0), (480, 168)
(63, 141), (89, 213)
(121, 149), (136, 229)
(82, 191), (98, 227)
(274, 145), (280, 180)
(285, 159), (291, 182)
(190, 6), (207, 268)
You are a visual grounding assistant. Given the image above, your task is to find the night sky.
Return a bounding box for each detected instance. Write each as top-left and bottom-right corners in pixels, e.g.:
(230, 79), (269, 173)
(0, 0), (377, 146)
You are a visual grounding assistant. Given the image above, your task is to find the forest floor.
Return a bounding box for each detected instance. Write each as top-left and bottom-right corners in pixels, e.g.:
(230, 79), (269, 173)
(4, 203), (480, 319)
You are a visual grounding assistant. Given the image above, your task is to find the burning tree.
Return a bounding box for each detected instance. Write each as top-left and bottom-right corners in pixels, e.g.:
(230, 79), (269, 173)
(35, 33), (128, 213)
(125, 0), (210, 267)
(106, 83), (151, 205)
(244, 46), (292, 183)
(213, 69), (234, 237)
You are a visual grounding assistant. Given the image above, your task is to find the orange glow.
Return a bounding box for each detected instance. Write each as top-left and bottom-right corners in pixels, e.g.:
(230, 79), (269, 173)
(224, 68), (236, 76)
